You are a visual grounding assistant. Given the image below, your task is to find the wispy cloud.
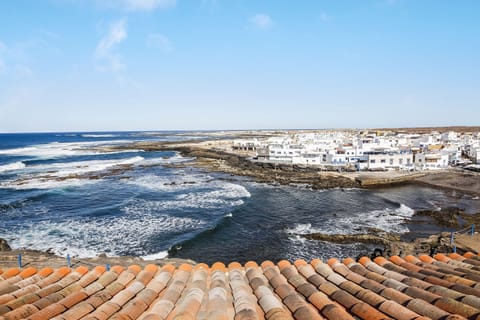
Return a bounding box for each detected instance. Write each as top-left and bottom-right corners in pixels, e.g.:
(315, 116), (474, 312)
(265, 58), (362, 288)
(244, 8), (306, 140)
(320, 12), (331, 22)
(93, 0), (176, 11)
(381, 0), (401, 6)
(146, 33), (172, 51)
(122, 0), (175, 11)
(250, 14), (273, 30)
(37, 29), (61, 39)
(95, 19), (127, 72)
(14, 65), (33, 78)
(0, 41), (5, 74)
(0, 35), (60, 78)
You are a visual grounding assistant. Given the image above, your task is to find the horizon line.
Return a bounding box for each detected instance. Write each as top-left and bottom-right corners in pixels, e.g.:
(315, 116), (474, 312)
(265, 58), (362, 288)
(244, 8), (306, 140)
(1, 125), (480, 135)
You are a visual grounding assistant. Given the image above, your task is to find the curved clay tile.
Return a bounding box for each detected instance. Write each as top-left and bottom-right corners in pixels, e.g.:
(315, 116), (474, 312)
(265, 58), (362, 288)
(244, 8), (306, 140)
(2, 256), (480, 319)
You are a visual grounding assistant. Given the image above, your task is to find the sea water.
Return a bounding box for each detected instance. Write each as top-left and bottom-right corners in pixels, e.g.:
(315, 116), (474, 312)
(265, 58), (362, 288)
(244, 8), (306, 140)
(1, 132), (479, 264)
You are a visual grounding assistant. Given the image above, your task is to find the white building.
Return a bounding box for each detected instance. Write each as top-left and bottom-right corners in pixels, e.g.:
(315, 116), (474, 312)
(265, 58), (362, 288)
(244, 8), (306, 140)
(359, 151), (414, 171)
(415, 153), (449, 170)
(252, 129), (478, 170)
(292, 152), (323, 165)
(267, 144), (303, 163)
(469, 148), (480, 164)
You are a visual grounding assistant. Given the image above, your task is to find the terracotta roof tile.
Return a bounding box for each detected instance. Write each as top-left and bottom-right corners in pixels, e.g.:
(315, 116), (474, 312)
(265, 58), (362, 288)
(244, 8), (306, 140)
(344, 258), (480, 319)
(3, 255), (480, 319)
(464, 252), (480, 260)
(28, 302), (65, 320)
(0, 268), (21, 280)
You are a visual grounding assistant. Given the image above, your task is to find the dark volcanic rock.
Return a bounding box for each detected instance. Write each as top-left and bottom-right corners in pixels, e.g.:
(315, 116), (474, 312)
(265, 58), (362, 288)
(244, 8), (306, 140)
(301, 232), (401, 246)
(170, 145), (360, 189)
(414, 207), (462, 227)
(413, 207), (477, 228)
(0, 238), (11, 251)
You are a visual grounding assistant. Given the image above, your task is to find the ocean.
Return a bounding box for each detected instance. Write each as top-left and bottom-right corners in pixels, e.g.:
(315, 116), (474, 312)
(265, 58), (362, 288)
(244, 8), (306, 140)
(1, 132), (479, 265)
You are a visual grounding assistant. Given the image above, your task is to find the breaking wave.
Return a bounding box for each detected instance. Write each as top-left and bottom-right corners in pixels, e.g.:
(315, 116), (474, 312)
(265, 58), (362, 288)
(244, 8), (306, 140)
(82, 134), (119, 138)
(0, 156), (144, 190)
(0, 161), (26, 173)
(0, 141), (137, 159)
(4, 213), (206, 258)
(286, 203), (414, 236)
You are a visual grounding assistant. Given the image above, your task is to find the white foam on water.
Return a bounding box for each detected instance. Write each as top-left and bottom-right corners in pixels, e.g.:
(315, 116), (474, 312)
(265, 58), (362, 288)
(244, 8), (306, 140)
(286, 204), (415, 237)
(127, 173), (250, 209)
(200, 181), (252, 199)
(0, 178), (97, 190)
(0, 156), (145, 190)
(139, 154), (195, 166)
(172, 193), (244, 209)
(284, 235), (369, 262)
(82, 134), (118, 138)
(0, 161), (26, 173)
(326, 203), (415, 234)
(30, 156), (144, 177)
(285, 223), (324, 235)
(127, 172), (208, 192)
(426, 200), (442, 211)
(129, 170), (250, 195)
(0, 141), (138, 159)
(123, 195), (241, 212)
(5, 212), (205, 258)
(142, 251), (169, 260)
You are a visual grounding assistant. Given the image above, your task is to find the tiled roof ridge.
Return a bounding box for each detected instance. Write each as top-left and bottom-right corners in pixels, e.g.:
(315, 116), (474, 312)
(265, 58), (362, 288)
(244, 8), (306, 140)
(2, 253), (480, 319)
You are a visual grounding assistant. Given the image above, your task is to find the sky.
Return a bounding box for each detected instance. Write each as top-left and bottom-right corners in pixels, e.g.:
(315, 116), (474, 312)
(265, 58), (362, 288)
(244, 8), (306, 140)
(0, 0), (479, 132)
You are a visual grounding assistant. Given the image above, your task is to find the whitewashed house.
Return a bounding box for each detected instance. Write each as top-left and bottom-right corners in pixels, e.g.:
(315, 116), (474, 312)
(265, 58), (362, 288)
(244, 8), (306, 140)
(267, 143), (303, 163)
(324, 148), (347, 165)
(361, 150), (414, 171)
(415, 153), (449, 170)
(292, 152), (324, 165)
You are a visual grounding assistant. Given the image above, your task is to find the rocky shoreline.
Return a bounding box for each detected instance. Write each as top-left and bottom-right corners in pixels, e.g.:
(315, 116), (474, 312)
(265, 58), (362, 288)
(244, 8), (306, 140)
(94, 139), (480, 196)
(3, 137), (478, 268)
(3, 208), (479, 268)
(0, 241), (196, 269)
(293, 207), (480, 259)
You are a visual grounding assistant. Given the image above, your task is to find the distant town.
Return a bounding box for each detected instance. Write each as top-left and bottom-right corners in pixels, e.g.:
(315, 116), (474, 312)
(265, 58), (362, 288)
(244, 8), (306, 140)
(232, 129), (480, 171)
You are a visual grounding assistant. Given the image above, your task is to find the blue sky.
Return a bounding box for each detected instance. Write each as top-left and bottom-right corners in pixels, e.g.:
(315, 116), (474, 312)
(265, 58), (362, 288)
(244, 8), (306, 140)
(0, 0), (479, 132)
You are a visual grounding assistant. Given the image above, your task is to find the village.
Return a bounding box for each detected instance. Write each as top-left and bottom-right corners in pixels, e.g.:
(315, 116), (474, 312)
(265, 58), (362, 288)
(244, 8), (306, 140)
(232, 130), (480, 171)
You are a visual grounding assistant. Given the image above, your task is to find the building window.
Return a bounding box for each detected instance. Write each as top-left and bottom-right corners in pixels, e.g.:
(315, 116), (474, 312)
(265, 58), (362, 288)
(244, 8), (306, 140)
(381, 159), (386, 163)
(399, 158), (403, 165)
(390, 159), (394, 165)
(370, 159), (376, 163)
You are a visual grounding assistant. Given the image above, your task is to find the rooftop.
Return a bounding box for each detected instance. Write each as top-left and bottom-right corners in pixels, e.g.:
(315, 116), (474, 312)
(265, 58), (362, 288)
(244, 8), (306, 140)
(2, 252), (480, 319)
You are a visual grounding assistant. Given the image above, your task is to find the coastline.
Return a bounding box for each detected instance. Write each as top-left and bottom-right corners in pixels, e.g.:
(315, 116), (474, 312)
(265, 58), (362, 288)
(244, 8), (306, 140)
(97, 137), (480, 197)
(0, 243), (196, 269)
(3, 205), (480, 267)
(2, 133), (479, 267)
